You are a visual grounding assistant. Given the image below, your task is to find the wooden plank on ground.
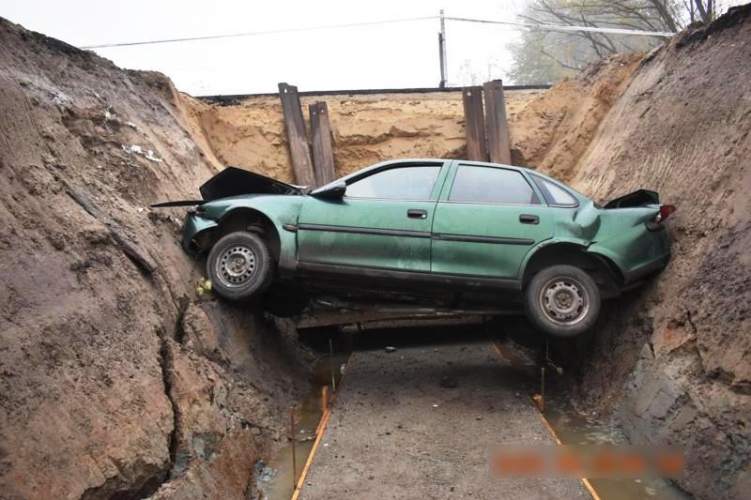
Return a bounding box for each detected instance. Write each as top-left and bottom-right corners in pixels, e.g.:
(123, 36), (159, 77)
(278, 82), (316, 186)
(483, 79), (512, 165)
(308, 101), (336, 185)
(461, 86), (488, 161)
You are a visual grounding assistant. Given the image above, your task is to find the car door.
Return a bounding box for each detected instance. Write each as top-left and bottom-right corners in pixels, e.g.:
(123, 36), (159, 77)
(297, 161), (448, 273)
(431, 162), (554, 279)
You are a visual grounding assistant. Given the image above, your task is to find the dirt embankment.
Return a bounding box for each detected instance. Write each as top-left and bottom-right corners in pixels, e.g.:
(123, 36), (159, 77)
(557, 7), (751, 499)
(0, 18), (314, 500)
(182, 91), (541, 182)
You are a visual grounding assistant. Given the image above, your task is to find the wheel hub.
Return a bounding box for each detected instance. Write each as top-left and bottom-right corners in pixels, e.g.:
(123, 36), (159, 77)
(218, 245), (256, 286)
(541, 279), (589, 325)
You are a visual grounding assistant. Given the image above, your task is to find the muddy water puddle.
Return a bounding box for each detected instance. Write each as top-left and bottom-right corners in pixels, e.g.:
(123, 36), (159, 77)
(544, 399), (690, 500)
(256, 354), (349, 500)
(498, 340), (690, 500)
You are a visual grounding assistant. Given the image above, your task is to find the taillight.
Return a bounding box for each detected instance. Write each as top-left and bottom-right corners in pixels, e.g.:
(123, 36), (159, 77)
(655, 204), (676, 223)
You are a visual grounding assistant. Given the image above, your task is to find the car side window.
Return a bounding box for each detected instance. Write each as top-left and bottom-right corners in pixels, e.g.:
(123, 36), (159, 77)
(345, 166), (440, 200)
(531, 175), (579, 207)
(449, 165), (540, 205)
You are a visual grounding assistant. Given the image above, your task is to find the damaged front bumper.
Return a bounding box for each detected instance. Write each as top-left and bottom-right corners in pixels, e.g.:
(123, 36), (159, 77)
(181, 212), (218, 256)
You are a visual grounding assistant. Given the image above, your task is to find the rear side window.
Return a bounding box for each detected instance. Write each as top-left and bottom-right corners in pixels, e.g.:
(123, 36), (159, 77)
(449, 165), (540, 205)
(346, 166), (440, 200)
(532, 175), (579, 207)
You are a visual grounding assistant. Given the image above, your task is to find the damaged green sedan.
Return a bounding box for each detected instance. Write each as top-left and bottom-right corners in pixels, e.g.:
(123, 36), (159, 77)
(154, 159), (674, 336)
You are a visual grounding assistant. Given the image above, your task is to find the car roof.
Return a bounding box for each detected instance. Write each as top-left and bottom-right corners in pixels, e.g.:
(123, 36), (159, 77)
(361, 158), (589, 202)
(333, 158), (583, 196)
(373, 158), (536, 177)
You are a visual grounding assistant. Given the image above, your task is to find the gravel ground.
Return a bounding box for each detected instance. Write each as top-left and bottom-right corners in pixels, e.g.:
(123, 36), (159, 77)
(299, 339), (589, 499)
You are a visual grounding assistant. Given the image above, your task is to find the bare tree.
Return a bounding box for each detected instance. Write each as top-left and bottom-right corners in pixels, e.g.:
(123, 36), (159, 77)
(508, 0), (743, 84)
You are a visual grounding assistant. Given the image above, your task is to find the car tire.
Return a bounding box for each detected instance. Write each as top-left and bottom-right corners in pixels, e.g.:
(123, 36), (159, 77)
(207, 231), (273, 301)
(524, 265), (600, 337)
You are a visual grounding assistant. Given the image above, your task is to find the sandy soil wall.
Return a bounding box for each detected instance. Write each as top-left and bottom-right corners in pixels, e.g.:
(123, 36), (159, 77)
(184, 90), (537, 183)
(182, 55), (639, 188)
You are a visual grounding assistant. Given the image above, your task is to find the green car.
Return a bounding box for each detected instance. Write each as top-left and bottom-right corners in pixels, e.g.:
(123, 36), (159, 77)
(154, 159), (674, 336)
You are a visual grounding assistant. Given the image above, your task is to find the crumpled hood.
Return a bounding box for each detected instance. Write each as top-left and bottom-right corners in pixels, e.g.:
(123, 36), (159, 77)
(199, 167), (302, 201)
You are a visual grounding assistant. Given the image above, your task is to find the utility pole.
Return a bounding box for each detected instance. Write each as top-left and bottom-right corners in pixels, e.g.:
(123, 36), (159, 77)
(438, 9), (448, 88)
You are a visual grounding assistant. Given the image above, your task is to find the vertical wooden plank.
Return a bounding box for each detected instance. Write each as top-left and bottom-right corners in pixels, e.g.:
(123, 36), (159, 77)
(278, 82), (316, 186)
(483, 79), (512, 165)
(462, 86), (488, 162)
(309, 102), (336, 186)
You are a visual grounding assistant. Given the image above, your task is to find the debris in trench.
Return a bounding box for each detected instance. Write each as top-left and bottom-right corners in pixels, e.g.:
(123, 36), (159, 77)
(122, 144), (163, 163)
(440, 375), (458, 389)
(50, 169), (158, 274)
(532, 394), (544, 411)
(384, 346), (397, 353)
(195, 278), (212, 297)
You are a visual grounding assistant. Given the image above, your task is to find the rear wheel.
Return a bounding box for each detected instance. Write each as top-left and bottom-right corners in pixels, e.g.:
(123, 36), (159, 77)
(207, 231), (273, 301)
(524, 265), (600, 337)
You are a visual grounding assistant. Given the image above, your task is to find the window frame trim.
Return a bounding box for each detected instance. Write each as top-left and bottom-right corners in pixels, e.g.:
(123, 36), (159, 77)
(342, 161), (447, 202)
(528, 173), (580, 208)
(443, 162), (543, 207)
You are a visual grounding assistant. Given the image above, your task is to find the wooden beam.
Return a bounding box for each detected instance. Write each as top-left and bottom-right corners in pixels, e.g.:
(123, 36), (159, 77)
(483, 80), (512, 165)
(462, 86), (488, 161)
(278, 82), (315, 186)
(308, 101), (336, 186)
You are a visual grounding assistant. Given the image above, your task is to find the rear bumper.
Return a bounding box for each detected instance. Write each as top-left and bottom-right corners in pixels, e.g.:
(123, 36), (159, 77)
(622, 252), (671, 284)
(587, 222), (671, 285)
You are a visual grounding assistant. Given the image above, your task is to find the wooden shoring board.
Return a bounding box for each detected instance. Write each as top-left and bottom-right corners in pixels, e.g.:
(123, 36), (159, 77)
(483, 80), (512, 165)
(309, 101), (336, 186)
(462, 86), (488, 161)
(278, 82), (316, 186)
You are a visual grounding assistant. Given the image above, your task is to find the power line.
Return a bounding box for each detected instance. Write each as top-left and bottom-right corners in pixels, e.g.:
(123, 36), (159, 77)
(81, 14), (675, 50)
(80, 16), (438, 49)
(446, 16), (675, 37)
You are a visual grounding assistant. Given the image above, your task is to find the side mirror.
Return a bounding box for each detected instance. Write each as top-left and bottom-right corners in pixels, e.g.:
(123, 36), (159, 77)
(310, 181), (346, 200)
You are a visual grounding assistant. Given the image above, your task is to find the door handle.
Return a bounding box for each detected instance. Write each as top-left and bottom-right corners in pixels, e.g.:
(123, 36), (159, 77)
(407, 209), (428, 219)
(519, 214), (539, 225)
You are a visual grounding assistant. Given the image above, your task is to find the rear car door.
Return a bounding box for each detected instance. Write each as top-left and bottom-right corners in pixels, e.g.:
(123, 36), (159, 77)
(297, 161), (448, 273)
(431, 162), (553, 279)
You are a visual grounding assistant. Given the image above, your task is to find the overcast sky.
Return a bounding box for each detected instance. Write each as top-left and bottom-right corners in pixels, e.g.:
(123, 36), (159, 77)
(0, 0), (526, 95)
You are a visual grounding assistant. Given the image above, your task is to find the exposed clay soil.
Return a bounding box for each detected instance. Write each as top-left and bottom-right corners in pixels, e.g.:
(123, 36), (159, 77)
(1, 4), (750, 500)
(184, 90), (539, 183)
(181, 54), (639, 186)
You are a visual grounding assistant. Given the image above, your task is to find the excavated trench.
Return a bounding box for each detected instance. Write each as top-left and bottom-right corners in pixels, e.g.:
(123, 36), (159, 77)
(1, 5), (750, 500)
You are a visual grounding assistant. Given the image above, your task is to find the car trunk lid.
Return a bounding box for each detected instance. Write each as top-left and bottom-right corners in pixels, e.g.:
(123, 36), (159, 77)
(603, 189), (660, 209)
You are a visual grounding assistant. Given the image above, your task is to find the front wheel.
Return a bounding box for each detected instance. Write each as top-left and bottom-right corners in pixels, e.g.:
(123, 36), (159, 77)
(207, 231), (273, 301)
(524, 265), (601, 337)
